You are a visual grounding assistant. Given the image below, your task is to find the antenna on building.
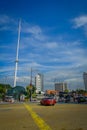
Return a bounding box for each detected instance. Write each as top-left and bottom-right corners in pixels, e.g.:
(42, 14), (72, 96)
(14, 20), (21, 87)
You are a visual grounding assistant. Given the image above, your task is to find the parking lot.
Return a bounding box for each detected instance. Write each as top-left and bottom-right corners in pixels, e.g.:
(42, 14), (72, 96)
(0, 102), (87, 130)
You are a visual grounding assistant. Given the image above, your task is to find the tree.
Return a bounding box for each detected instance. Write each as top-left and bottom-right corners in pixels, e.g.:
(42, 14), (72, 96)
(26, 84), (36, 98)
(76, 89), (87, 95)
(64, 89), (69, 93)
(0, 83), (12, 99)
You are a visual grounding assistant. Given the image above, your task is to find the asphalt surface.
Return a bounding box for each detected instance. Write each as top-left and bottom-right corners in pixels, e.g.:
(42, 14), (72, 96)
(0, 102), (87, 130)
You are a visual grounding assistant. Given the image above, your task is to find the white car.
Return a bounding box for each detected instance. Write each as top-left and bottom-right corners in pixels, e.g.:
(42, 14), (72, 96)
(5, 96), (15, 103)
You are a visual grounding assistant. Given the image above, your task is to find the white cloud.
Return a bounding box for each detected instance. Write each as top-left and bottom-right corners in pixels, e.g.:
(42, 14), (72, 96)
(21, 22), (47, 41)
(0, 15), (17, 32)
(0, 15), (12, 24)
(72, 15), (87, 28)
(44, 66), (85, 90)
(0, 53), (15, 62)
(46, 42), (58, 49)
(19, 38), (87, 69)
(0, 17), (87, 90)
(16, 45), (86, 89)
(0, 26), (11, 31)
(22, 24), (42, 34)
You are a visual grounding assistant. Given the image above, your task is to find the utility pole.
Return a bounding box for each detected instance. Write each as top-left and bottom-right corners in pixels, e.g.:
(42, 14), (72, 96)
(30, 68), (32, 101)
(30, 68), (32, 86)
(14, 20), (21, 87)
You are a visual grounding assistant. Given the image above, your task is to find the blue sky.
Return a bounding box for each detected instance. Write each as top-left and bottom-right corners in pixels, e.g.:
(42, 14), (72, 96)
(0, 0), (87, 90)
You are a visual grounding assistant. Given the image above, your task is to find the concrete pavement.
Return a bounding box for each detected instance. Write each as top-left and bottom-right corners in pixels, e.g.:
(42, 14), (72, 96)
(0, 103), (87, 130)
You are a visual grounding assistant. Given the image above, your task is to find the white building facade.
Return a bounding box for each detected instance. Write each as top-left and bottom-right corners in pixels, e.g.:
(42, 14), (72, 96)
(55, 82), (67, 92)
(35, 73), (44, 93)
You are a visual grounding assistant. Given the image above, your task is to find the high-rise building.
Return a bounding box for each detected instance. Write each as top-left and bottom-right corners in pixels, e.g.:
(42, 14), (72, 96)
(83, 72), (87, 91)
(55, 82), (67, 92)
(35, 73), (44, 93)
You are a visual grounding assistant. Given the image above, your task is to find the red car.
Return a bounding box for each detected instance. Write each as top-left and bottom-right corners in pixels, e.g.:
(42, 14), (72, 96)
(40, 97), (56, 106)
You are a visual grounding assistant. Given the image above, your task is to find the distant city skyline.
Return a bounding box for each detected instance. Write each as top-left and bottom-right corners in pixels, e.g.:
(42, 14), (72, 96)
(0, 0), (87, 90)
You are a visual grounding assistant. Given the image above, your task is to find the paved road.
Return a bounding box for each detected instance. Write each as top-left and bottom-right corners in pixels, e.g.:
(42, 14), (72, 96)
(0, 102), (87, 130)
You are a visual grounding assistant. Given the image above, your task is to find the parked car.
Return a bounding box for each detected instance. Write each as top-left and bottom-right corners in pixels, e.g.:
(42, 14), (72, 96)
(85, 96), (87, 102)
(5, 96), (14, 103)
(40, 97), (56, 106)
(65, 95), (71, 103)
(58, 97), (65, 102)
(77, 96), (86, 103)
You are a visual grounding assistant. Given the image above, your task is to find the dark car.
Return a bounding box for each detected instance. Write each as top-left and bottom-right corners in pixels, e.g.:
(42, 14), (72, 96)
(85, 96), (87, 102)
(65, 95), (71, 103)
(40, 97), (56, 106)
(77, 96), (86, 103)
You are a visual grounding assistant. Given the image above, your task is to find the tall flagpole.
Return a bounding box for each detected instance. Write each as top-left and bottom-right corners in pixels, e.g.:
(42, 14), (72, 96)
(14, 20), (21, 87)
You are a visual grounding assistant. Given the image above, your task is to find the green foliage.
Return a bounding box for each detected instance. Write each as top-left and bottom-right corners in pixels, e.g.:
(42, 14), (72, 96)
(32, 93), (37, 98)
(0, 83), (12, 99)
(76, 89), (87, 94)
(0, 83), (11, 93)
(26, 84), (36, 98)
(64, 89), (69, 93)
